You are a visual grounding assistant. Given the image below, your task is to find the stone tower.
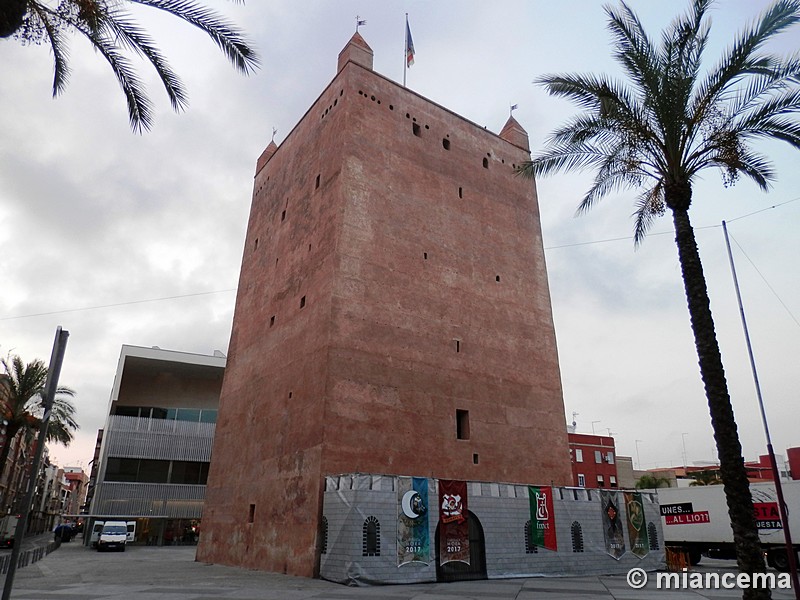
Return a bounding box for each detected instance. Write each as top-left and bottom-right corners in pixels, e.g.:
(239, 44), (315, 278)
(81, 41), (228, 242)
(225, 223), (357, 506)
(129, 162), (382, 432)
(197, 33), (571, 576)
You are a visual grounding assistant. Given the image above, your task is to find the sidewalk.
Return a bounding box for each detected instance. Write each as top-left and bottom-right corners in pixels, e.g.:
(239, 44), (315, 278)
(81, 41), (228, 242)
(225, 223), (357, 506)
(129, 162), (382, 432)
(5, 539), (797, 599)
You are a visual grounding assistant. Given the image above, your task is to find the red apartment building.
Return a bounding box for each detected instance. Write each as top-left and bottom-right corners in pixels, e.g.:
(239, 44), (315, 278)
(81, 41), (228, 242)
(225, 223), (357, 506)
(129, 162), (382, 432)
(568, 433), (618, 488)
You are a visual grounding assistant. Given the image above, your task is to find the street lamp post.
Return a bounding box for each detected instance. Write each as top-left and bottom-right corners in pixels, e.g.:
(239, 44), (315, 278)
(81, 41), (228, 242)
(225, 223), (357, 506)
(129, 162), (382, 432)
(722, 221), (799, 596)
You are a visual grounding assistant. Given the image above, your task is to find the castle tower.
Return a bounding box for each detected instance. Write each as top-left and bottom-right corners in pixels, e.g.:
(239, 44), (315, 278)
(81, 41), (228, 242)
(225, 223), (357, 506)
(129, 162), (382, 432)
(197, 33), (571, 577)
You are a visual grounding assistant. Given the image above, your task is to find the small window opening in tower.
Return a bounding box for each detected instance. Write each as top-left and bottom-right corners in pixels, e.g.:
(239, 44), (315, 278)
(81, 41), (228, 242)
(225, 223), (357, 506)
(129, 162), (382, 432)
(456, 409), (470, 440)
(424, 124), (429, 129)
(289, 391), (293, 399)
(248, 504), (256, 523)
(442, 138), (451, 150)
(412, 123), (421, 137)
(308, 244), (312, 252)
(315, 174), (320, 189)
(281, 210), (286, 221)
(423, 252), (428, 260)
(458, 187), (463, 199)
(482, 157), (489, 168)
(473, 453), (479, 465)
(496, 275), (500, 282)
(270, 316), (275, 327)
(254, 238), (259, 251)
(300, 295), (306, 308)
(455, 340), (460, 353)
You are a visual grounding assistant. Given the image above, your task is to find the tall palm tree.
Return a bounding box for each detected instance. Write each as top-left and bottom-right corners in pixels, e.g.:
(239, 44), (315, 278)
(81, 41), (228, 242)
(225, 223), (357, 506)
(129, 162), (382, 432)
(0, 0), (259, 132)
(0, 355), (78, 507)
(519, 0), (800, 592)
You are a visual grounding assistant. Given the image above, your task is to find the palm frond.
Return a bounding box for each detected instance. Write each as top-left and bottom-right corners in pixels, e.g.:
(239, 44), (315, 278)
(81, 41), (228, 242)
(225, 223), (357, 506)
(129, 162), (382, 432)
(692, 0), (800, 126)
(632, 183), (666, 245)
(605, 1), (661, 99)
(70, 18), (155, 132)
(27, 3), (71, 97)
(102, 9), (189, 111)
(130, 0), (259, 74)
(709, 145), (774, 190)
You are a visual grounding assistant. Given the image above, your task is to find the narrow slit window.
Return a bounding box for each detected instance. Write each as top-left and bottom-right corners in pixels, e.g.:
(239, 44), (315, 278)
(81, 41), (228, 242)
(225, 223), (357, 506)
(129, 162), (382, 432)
(300, 295), (306, 308)
(248, 504), (256, 524)
(443, 138), (451, 150)
(288, 391), (293, 399)
(423, 252), (428, 260)
(315, 174), (320, 189)
(456, 410), (470, 440)
(482, 157), (489, 168)
(496, 275), (500, 282)
(458, 187), (463, 199)
(412, 123), (421, 137)
(455, 340), (460, 353)
(281, 210), (286, 221)
(254, 238), (259, 251)
(473, 453), (479, 465)
(270, 316), (275, 327)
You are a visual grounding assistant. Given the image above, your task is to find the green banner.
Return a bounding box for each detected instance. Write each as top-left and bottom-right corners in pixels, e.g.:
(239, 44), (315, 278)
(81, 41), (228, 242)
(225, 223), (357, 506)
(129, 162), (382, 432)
(527, 485), (557, 551)
(624, 491), (649, 558)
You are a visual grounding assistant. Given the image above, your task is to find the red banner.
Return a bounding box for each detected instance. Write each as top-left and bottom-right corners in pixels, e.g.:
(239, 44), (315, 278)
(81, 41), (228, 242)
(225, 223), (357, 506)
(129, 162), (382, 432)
(438, 480), (469, 565)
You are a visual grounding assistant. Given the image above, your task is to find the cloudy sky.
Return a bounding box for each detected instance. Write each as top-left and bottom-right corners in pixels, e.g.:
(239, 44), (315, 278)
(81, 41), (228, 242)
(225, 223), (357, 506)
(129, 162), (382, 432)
(1, 0), (798, 475)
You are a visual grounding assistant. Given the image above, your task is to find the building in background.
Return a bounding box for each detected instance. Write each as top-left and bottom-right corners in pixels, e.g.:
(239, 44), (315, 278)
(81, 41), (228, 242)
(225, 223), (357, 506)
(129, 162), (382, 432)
(89, 345), (225, 546)
(568, 433), (618, 489)
(63, 467), (89, 514)
(198, 32), (583, 582)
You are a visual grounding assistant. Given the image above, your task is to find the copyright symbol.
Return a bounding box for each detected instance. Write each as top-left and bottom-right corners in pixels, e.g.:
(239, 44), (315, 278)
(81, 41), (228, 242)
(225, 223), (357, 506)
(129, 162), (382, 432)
(627, 567), (647, 589)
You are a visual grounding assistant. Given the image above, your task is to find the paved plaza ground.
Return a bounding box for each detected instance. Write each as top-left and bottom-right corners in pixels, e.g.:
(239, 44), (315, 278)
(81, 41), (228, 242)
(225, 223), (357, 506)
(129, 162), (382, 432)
(2, 535), (796, 599)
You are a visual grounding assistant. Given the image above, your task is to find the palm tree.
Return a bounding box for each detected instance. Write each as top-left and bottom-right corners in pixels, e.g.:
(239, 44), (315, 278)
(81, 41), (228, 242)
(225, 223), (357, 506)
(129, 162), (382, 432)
(0, 355), (78, 508)
(519, 0), (800, 590)
(635, 473), (672, 489)
(689, 469), (724, 486)
(0, 0), (259, 132)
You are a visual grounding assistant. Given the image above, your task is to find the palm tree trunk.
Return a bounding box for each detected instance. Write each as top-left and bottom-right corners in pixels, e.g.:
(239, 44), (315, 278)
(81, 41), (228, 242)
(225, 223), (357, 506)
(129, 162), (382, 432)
(671, 207), (768, 599)
(0, 424), (21, 510)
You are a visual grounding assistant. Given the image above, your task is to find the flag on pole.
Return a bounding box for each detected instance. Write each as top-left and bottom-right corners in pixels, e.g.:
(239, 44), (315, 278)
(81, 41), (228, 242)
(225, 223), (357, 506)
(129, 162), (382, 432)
(406, 20), (415, 67)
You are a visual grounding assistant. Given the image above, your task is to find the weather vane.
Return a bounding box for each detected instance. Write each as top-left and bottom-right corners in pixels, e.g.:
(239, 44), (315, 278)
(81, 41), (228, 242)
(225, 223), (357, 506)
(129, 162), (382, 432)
(356, 15), (366, 32)
(271, 127), (278, 142)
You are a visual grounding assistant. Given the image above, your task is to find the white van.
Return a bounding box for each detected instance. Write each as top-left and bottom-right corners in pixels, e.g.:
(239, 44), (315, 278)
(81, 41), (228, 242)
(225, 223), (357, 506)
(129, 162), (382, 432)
(89, 520), (104, 548)
(126, 520), (136, 543)
(96, 521), (127, 552)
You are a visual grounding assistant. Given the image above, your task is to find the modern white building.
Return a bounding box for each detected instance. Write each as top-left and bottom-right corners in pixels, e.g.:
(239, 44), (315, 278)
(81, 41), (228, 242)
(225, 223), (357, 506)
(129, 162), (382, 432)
(88, 345), (225, 546)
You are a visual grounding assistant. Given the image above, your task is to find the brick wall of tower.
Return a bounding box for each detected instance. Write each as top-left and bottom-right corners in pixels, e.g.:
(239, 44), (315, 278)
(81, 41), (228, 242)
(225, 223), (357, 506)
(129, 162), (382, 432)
(198, 53), (571, 577)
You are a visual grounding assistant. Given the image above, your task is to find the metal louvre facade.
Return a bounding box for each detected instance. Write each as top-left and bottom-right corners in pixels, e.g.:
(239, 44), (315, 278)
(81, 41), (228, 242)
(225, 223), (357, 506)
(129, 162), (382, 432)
(91, 482), (206, 518)
(104, 415), (215, 461)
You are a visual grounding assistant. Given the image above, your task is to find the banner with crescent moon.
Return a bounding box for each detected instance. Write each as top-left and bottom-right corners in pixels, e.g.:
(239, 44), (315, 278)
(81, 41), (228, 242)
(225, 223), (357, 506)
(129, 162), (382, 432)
(527, 485), (557, 551)
(624, 491), (649, 558)
(438, 479), (469, 565)
(397, 476), (430, 566)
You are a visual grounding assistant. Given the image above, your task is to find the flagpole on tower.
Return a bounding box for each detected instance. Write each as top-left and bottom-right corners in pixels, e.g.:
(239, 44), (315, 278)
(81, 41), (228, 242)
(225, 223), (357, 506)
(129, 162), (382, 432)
(404, 14), (414, 88)
(404, 13), (408, 87)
